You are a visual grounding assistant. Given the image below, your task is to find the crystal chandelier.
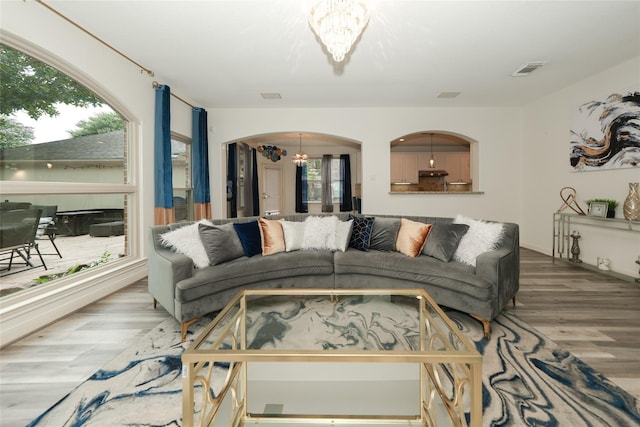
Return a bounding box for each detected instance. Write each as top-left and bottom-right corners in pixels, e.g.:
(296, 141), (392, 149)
(309, 0), (370, 62)
(292, 133), (308, 166)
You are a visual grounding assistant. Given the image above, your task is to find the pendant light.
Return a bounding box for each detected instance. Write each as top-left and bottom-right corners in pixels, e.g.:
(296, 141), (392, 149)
(429, 133), (435, 168)
(292, 133), (308, 166)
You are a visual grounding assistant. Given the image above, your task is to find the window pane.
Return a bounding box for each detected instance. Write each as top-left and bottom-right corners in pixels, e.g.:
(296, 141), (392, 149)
(171, 136), (192, 221)
(305, 158), (343, 204)
(331, 158), (342, 204)
(1, 194), (128, 296)
(1, 108), (126, 184)
(1, 44), (126, 184)
(306, 159), (322, 202)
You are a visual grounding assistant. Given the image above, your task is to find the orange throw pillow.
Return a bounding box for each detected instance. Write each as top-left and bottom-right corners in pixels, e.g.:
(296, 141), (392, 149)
(258, 218), (285, 256)
(396, 218), (432, 257)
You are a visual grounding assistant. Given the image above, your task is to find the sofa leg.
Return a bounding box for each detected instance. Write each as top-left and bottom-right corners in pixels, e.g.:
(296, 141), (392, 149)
(153, 298), (157, 309)
(512, 296), (516, 306)
(470, 315), (491, 340)
(181, 318), (200, 343)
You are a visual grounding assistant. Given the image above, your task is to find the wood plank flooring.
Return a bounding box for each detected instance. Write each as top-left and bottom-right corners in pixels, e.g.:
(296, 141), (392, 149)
(1, 248), (639, 426)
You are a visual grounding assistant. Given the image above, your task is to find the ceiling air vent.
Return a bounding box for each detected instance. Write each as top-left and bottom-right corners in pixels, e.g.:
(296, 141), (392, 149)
(437, 91), (461, 99)
(512, 62), (546, 77)
(260, 92), (282, 100)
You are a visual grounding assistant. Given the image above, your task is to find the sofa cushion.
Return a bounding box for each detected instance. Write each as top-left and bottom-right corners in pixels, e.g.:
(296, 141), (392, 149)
(198, 222), (245, 265)
(369, 217), (400, 251)
(453, 215), (504, 266)
(334, 249), (492, 300)
(422, 223), (470, 262)
(258, 218), (285, 256)
(280, 220), (306, 252)
(348, 214), (374, 251)
(233, 221), (262, 257)
(159, 220), (213, 268)
(396, 218), (432, 257)
(175, 249), (334, 303)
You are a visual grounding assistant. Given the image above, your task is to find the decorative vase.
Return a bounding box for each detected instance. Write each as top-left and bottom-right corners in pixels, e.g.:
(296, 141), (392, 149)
(623, 182), (640, 221)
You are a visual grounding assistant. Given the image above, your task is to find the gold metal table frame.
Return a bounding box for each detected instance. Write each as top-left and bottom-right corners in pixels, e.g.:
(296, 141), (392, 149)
(181, 288), (482, 426)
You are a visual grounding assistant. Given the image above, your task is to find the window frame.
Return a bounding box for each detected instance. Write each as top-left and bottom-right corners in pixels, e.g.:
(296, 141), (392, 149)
(0, 35), (141, 315)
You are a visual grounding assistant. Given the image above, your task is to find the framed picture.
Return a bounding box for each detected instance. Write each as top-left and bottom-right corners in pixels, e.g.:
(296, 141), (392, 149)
(588, 202), (608, 217)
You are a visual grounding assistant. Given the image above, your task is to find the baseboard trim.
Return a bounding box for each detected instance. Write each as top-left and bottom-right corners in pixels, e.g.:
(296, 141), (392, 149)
(0, 259), (147, 348)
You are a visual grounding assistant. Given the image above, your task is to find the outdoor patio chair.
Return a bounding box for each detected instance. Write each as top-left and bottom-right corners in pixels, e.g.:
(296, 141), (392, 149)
(0, 208), (47, 272)
(31, 204), (62, 258)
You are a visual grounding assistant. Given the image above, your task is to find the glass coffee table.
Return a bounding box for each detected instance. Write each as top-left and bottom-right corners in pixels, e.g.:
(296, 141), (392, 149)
(182, 288), (482, 426)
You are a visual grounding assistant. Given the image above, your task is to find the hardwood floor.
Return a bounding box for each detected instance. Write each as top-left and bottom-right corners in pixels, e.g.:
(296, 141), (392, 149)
(0, 248), (639, 426)
(0, 279), (171, 427)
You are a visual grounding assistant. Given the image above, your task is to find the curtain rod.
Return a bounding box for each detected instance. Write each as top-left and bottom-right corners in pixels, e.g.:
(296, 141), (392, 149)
(36, 0), (198, 110)
(152, 81), (195, 109)
(35, 0), (154, 77)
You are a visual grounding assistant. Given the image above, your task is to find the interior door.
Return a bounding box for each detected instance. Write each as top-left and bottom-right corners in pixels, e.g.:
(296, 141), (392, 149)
(262, 166), (282, 216)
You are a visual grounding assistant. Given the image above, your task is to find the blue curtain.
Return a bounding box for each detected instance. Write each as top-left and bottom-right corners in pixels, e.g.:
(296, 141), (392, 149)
(251, 148), (260, 216)
(340, 154), (353, 212)
(227, 143), (237, 218)
(154, 84), (174, 225)
(295, 164), (308, 213)
(192, 107), (210, 220)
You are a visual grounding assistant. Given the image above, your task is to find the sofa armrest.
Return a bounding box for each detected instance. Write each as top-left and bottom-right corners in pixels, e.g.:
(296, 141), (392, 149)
(147, 227), (195, 317)
(475, 245), (519, 318)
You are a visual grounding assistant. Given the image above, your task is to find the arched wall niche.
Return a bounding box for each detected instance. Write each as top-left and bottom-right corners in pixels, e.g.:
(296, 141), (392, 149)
(222, 131), (362, 217)
(390, 130), (477, 192)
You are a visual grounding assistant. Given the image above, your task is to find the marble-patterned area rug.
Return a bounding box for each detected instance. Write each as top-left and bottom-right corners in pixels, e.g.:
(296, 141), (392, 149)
(28, 295), (640, 427)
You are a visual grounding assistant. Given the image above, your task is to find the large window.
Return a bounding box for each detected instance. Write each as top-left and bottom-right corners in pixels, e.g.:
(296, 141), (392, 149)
(0, 43), (132, 297)
(306, 158), (342, 204)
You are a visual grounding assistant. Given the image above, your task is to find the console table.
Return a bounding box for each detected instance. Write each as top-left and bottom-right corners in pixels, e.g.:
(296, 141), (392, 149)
(552, 213), (640, 280)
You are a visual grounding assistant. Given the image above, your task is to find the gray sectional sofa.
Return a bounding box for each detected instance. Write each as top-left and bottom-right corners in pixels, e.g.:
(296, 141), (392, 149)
(148, 213), (519, 341)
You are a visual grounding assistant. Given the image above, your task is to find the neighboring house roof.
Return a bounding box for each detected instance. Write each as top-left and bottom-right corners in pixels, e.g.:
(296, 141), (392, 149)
(0, 131), (187, 163)
(0, 131), (125, 162)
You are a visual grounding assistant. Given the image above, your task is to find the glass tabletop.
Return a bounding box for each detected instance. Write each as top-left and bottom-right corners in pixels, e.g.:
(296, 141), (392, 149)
(187, 288), (477, 358)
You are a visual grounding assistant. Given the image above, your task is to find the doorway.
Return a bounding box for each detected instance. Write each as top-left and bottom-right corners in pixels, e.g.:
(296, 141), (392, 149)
(262, 166), (282, 216)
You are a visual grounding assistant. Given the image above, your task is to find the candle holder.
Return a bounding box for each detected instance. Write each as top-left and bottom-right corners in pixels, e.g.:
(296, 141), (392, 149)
(569, 230), (582, 263)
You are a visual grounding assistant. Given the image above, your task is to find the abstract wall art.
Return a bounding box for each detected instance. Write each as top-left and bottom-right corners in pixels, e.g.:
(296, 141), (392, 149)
(570, 89), (640, 172)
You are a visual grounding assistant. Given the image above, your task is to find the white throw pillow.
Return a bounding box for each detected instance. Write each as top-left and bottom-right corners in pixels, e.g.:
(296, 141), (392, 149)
(332, 219), (354, 252)
(302, 215), (339, 250)
(159, 219), (213, 268)
(280, 220), (306, 252)
(453, 215), (504, 267)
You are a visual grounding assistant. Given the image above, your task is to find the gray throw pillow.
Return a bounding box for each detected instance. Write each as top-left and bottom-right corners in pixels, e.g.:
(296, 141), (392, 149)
(422, 223), (470, 262)
(198, 223), (245, 265)
(368, 217), (401, 251)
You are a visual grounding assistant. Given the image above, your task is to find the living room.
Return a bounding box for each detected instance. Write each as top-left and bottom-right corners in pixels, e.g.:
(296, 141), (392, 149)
(0, 1), (639, 424)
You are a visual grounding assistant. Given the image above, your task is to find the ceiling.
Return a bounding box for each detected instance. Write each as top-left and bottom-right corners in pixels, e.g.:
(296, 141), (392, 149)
(35, 1), (640, 148)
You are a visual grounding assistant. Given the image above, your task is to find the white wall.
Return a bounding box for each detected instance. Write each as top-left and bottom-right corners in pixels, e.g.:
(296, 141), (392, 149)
(209, 107), (524, 224)
(522, 56), (640, 277)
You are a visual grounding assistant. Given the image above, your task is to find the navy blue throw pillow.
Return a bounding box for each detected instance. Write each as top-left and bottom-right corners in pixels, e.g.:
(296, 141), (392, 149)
(233, 221), (262, 257)
(348, 214), (375, 251)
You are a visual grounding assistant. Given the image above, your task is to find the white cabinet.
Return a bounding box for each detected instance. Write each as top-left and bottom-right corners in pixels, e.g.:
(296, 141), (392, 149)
(392, 151), (470, 184)
(444, 152), (470, 182)
(390, 153), (419, 184)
